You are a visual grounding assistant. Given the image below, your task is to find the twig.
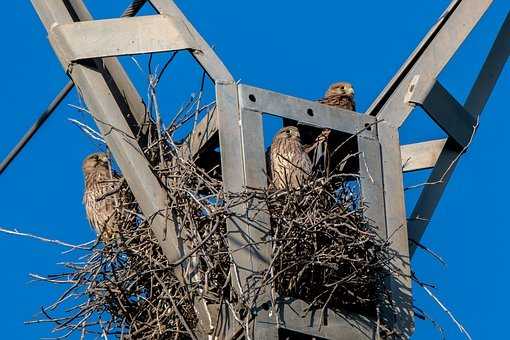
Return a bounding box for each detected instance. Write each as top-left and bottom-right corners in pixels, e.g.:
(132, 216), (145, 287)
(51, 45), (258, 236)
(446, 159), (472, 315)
(68, 119), (105, 143)
(0, 226), (93, 250)
(413, 273), (472, 340)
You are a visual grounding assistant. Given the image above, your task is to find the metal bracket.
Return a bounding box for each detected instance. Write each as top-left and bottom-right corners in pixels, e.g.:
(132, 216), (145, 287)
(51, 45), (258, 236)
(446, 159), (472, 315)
(239, 85), (376, 138)
(49, 15), (196, 65)
(407, 80), (475, 148)
(277, 298), (376, 339)
(401, 139), (447, 173)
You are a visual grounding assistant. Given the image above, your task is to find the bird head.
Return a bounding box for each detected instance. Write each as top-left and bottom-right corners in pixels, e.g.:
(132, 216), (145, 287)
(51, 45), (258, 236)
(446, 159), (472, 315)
(275, 126), (301, 141)
(82, 152), (109, 174)
(325, 82), (355, 98)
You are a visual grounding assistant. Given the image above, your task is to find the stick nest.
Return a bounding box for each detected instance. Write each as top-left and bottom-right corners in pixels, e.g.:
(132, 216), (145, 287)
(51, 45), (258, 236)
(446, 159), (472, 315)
(33, 134), (392, 339)
(31, 71), (393, 339)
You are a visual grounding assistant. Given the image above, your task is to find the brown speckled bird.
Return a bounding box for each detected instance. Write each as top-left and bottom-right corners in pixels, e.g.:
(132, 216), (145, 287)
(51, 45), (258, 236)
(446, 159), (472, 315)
(82, 153), (121, 242)
(270, 126), (313, 190)
(306, 82), (357, 172)
(319, 82), (356, 111)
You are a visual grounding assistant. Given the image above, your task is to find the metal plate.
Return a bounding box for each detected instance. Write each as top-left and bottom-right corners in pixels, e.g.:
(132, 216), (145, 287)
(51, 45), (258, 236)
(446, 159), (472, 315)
(49, 15), (195, 62)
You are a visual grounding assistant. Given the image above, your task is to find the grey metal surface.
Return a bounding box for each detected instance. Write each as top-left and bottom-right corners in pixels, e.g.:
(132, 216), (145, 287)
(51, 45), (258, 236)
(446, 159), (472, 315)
(49, 15), (195, 62)
(368, 0), (493, 127)
(401, 139), (447, 173)
(239, 108), (277, 339)
(216, 83), (276, 338)
(239, 85), (376, 138)
(358, 131), (413, 336)
(378, 123), (414, 338)
(357, 136), (386, 241)
(237, 83), (415, 337)
(408, 11), (509, 255)
(408, 80), (475, 148)
(464, 11), (509, 117)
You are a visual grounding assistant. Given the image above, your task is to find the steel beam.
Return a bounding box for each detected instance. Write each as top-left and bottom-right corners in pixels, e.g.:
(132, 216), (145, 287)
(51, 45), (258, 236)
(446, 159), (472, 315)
(401, 139), (447, 173)
(378, 123), (414, 338)
(408, 80), (475, 148)
(408, 12), (509, 255)
(216, 83), (276, 338)
(49, 15), (195, 63)
(239, 108), (277, 339)
(464, 11), (510, 116)
(239, 85), (375, 137)
(358, 132), (409, 336)
(357, 136), (386, 240)
(237, 84), (414, 337)
(368, 0), (493, 127)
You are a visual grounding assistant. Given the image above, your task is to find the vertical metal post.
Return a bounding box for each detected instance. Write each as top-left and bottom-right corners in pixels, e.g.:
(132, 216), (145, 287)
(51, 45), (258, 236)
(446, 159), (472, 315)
(239, 108), (277, 339)
(357, 135), (386, 240)
(378, 123), (414, 338)
(217, 82), (277, 338)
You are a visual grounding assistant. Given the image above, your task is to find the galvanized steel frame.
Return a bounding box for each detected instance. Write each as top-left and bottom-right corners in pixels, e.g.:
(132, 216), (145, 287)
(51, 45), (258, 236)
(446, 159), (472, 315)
(238, 85), (389, 339)
(29, 0), (508, 338)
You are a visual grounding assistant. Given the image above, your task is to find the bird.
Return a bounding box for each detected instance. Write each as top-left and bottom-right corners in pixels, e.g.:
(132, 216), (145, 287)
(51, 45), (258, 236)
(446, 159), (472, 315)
(308, 82), (357, 173)
(286, 82), (356, 157)
(269, 126), (313, 190)
(82, 153), (123, 242)
(318, 81), (356, 111)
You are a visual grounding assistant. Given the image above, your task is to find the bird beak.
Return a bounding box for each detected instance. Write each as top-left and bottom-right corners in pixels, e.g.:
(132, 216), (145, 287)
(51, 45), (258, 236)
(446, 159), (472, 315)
(347, 88), (355, 95)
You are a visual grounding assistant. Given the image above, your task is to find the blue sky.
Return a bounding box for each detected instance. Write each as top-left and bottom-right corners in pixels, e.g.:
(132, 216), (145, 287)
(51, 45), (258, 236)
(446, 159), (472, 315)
(0, 1), (508, 338)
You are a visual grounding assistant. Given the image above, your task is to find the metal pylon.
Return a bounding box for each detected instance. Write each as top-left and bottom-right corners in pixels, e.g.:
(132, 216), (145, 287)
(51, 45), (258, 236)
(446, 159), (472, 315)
(28, 0), (509, 338)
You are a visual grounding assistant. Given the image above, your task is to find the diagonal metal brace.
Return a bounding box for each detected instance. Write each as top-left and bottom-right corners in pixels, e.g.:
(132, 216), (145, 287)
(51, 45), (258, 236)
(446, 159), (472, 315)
(406, 79), (476, 148)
